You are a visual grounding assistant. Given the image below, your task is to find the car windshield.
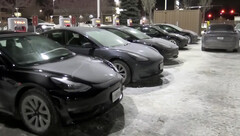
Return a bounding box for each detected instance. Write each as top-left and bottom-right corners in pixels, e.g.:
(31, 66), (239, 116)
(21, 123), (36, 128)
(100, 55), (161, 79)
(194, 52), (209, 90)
(168, 24), (183, 31)
(0, 35), (73, 65)
(123, 27), (151, 40)
(209, 25), (234, 32)
(86, 30), (128, 47)
(152, 26), (169, 34)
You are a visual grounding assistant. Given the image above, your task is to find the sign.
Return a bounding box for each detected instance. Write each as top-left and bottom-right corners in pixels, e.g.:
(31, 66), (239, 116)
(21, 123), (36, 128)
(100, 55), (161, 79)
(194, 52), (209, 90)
(71, 16), (76, 25)
(32, 16), (38, 26)
(8, 17), (28, 32)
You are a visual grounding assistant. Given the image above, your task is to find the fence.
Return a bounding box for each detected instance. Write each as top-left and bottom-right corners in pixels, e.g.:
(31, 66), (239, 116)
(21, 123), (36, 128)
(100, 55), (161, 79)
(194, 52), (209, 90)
(154, 10), (202, 35)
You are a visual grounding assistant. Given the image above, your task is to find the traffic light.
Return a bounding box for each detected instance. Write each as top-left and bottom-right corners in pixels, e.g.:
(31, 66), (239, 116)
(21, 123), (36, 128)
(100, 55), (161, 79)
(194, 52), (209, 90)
(230, 9), (235, 14)
(220, 9), (225, 15)
(208, 13), (213, 19)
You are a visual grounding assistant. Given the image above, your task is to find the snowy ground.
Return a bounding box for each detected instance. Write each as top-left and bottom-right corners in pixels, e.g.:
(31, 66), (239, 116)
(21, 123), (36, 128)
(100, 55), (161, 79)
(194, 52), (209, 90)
(1, 42), (240, 136)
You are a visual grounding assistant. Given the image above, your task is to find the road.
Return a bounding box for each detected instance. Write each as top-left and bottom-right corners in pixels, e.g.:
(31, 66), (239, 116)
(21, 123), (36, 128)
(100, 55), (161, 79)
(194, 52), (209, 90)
(1, 42), (240, 136)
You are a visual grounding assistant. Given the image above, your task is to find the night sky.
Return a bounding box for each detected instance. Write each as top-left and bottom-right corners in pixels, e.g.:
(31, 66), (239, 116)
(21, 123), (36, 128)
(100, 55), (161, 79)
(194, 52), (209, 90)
(156, 0), (240, 11)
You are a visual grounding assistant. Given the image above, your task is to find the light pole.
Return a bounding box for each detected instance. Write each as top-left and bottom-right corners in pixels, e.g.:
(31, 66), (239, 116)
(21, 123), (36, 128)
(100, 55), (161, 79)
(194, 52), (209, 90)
(165, 0), (167, 10)
(97, 0), (100, 18)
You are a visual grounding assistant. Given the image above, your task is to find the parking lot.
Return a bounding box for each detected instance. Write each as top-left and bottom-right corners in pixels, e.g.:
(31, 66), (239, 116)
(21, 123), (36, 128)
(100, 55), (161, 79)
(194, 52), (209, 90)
(1, 41), (240, 136)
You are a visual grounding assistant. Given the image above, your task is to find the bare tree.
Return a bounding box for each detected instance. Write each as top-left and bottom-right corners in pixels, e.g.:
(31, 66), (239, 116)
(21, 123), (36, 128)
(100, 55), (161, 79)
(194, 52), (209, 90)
(0, 0), (33, 13)
(182, 0), (192, 9)
(199, 0), (212, 22)
(141, 0), (156, 24)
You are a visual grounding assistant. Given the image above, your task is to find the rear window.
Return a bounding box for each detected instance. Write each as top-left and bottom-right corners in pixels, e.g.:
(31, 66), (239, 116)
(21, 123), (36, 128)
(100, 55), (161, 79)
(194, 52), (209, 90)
(209, 25), (234, 32)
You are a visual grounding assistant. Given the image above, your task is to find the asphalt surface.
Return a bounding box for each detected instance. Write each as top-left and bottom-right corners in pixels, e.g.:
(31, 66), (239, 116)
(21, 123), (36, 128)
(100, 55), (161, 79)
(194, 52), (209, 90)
(1, 41), (240, 136)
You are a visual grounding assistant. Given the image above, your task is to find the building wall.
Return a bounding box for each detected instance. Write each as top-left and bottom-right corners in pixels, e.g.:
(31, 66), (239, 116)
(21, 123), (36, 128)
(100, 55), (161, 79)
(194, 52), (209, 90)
(154, 9), (202, 35)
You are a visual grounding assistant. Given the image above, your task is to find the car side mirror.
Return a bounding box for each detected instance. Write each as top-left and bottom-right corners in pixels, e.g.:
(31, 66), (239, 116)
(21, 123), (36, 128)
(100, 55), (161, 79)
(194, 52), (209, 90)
(82, 42), (94, 48)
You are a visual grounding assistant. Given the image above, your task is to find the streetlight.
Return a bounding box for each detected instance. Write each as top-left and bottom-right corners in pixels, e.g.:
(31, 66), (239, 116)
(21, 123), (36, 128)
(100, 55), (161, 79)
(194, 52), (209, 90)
(165, 0), (167, 10)
(97, 0), (100, 18)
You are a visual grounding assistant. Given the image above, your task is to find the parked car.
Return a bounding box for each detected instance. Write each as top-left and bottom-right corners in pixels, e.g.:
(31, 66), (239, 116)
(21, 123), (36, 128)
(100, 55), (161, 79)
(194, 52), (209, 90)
(131, 25), (188, 49)
(101, 26), (179, 59)
(235, 23), (240, 39)
(0, 33), (123, 135)
(27, 18), (55, 33)
(154, 23), (199, 44)
(42, 27), (164, 84)
(202, 24), (239, 52)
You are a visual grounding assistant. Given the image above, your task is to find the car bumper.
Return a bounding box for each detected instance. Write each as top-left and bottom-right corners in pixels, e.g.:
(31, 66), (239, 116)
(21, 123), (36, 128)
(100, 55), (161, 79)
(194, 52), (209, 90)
(131, 60), (164, 82)
(179, 39), (188, 48)
(51, 81), (123, 124)
(160, 48), (179, 59)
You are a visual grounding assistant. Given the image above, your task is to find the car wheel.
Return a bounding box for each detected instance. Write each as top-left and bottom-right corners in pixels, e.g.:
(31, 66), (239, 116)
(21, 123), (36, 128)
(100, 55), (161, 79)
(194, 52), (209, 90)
(112, 60), (131, 85)
(19, 88), (59, 135)
(36, 27), (43, 33)
(184, 35), (192, 44)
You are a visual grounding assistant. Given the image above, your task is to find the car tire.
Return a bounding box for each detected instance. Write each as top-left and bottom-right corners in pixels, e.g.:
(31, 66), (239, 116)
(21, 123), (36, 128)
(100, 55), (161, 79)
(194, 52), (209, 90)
(36, 27), (43, 33)
(19, 88), (59, 135)
(201, 46), (206, 51)
(184, 35), (192, 44)
(112, 60), (131, 85)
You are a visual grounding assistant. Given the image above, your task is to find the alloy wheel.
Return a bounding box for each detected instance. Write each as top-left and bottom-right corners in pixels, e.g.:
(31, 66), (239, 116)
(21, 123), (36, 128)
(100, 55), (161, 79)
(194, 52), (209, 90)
(114, 63), (127, 83)
(21, 95), (51, 132)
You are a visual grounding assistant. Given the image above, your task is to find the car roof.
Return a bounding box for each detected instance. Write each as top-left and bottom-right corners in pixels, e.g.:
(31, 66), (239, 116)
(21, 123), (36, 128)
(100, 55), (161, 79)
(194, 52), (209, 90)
(101, 25), (129, 29)
(210, 23), (233, 27)
(53, 27), (103, 34)
(0, 32), (38, 38)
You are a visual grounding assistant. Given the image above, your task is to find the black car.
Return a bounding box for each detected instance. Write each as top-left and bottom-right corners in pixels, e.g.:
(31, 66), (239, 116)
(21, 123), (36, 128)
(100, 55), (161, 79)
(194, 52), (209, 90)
(42, 27), (164, 84)
(131, 25), (188, 49)
(0, 33), (123, 135)
(154, 24), (199, 44)
(101, 26), (179, 59)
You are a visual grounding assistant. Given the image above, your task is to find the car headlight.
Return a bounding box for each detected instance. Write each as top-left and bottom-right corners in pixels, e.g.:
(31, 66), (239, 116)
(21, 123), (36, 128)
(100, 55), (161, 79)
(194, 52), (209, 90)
(41, 25), (47, 29)
(103, 60), (119, 72)
(127, 52), (149, 61)
(51, 77), (91, 92)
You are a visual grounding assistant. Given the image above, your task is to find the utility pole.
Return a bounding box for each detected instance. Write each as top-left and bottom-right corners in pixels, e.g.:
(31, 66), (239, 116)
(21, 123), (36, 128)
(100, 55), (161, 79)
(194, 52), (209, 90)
(165, 0), (167, 10)
(97, 0), (100, 18)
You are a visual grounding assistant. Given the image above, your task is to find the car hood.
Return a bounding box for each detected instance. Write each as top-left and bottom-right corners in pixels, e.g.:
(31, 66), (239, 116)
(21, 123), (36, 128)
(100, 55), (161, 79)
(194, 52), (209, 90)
(168, 33), (187, 40)
(139, 38), (179, 50)
(182, 29), (198, 36)
(32, 55), (117, 84)
(112, 43), (163, 60)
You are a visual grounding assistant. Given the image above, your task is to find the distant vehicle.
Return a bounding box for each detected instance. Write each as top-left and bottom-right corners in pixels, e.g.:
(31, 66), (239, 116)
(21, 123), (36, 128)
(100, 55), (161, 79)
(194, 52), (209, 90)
(101, 26), (179, 59)
(42, 27), (164, 84)
(202, 24), (239, 52)
(27, 18), (55, 33)
(235, 23), (240, 39)
(154, 24), (199, 44)
(131, 25), (188, 49)
(0, 33), (123, 135)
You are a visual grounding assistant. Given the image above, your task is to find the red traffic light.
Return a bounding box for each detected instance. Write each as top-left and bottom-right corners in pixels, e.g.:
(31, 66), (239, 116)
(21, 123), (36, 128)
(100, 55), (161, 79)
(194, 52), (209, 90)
(208, 13), (213, 18)
(230, 9), (235, 14)
(220, 9), (225, 14)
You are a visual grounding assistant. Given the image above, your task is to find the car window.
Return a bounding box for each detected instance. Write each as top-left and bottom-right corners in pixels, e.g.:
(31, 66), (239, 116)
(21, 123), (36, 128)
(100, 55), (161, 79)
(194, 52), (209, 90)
(106, 29), (132, 40)
(142, 27), (159, 35)
(0, 36), (72, 65)
(163, 26), (177, 33)
(47, 31), (65, 45)
(66, 31), (92, 47)
(86, 30), (128, 47)
(209, 25), (234, 32)
(236, 24), (240, 29)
